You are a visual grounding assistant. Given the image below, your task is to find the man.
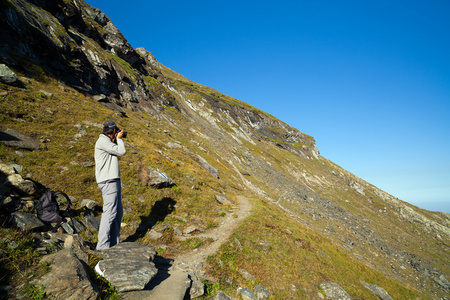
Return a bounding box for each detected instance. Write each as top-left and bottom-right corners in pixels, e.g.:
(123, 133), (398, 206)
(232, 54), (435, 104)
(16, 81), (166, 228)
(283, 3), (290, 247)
(94, 120), (126, 250)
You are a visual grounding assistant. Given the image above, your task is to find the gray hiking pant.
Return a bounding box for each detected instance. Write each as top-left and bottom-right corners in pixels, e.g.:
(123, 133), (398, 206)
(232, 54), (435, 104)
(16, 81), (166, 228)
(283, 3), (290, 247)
(96, 180), (123, 250)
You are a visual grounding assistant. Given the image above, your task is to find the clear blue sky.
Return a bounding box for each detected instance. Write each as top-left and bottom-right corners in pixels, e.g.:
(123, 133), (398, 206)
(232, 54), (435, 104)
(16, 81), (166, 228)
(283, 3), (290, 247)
(85, 0), (450, 213)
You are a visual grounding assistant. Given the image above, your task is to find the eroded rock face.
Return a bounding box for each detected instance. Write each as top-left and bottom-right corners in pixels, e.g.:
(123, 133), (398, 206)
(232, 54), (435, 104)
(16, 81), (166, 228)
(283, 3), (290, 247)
(1, 0), (321, 159)
(0, 0), (177, 113)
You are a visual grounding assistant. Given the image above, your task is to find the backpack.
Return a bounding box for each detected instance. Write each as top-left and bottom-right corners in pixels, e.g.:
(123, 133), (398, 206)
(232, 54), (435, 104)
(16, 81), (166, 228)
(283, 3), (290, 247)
(36, 191), (71, 224)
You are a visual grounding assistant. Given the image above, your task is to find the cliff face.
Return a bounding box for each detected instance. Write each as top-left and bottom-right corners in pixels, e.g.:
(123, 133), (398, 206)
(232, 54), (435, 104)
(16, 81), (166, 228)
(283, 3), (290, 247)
(0, 0), (318, 159)
(1, 0), (449, 298)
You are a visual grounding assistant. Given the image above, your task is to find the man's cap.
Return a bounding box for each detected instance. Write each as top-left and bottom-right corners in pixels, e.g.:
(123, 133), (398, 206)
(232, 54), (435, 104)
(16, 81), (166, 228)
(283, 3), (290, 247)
(103, 121), (119, 130)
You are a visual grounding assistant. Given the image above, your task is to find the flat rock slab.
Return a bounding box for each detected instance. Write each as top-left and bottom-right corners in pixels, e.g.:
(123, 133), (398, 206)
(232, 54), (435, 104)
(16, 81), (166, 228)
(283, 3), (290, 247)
(121, 269), (190, 300)
(10, 212), (44, 231)
(0, 129), (39, 150)
(361, 281), (393, 300)
(99, 242), (158, 292)
(197, 155), (219, 179)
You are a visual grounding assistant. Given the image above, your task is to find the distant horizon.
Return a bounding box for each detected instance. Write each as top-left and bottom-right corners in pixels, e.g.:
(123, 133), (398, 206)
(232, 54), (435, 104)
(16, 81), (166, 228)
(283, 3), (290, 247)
(85, 0), (450, 213)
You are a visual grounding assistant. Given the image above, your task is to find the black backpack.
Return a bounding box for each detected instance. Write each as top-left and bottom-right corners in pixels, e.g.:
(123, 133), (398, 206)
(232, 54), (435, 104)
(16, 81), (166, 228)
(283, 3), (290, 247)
(36, 191), (71, 225)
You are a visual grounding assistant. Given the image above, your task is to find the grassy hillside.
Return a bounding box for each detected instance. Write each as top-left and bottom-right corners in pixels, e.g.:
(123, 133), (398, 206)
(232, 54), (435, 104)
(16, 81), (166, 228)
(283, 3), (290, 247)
(1, 67), (444, 299)
(1, 0), (448, 298)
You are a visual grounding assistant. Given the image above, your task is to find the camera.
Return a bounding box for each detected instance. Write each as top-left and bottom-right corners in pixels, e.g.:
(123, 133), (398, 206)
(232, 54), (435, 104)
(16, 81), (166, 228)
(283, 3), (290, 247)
(122, 131), (128, 138)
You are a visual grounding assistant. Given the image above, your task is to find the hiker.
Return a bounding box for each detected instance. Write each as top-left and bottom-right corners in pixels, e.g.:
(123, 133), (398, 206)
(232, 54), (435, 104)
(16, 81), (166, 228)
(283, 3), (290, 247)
(94, 121), (127, 250)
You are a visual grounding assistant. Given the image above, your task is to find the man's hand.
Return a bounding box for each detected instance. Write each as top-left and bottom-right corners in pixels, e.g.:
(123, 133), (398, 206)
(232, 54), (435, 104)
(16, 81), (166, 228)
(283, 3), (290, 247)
(117, 129), (125, 139)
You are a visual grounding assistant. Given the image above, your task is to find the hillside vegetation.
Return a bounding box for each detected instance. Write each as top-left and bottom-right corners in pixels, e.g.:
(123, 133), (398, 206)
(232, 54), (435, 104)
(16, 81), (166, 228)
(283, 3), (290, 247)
(0, 0), (449, 299)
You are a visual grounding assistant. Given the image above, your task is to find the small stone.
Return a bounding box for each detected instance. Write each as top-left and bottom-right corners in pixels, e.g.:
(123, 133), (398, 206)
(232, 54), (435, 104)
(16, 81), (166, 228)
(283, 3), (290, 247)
(80, 162), (95, 167)
(238, 288), (257, 300)
(173, 226), (182, 236)
(320, 282), (352, 300)
(239, 269), (256, 282)
(254, 284), (272, 300)
(64, 235), (74, 249)
(39, 90), (53, 97)
(183, 225), (199, 235)
(0, 64), (19, 84)
(15, 151), (26, 158)
(147, 230), (163, 240)
(215, 195), (234, 205)
(213, 292), (232, 300)
(8, 241), (19, 249)
(81, 199), (98, 210)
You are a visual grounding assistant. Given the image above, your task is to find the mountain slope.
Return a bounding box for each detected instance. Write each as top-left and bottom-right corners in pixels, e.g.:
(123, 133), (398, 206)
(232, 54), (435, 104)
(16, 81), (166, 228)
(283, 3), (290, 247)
(0, 0), (449, 299)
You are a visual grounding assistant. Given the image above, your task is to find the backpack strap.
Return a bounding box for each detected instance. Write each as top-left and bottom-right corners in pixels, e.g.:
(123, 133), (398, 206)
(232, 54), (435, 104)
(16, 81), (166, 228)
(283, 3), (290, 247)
(51, 220), (63, 233)
(53, 191), (71, 213)
(53, 191), (76, 233)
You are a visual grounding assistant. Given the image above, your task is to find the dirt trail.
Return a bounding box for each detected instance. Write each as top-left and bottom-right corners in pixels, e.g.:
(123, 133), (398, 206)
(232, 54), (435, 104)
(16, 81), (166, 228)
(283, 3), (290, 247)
(172, 195), (252, 272)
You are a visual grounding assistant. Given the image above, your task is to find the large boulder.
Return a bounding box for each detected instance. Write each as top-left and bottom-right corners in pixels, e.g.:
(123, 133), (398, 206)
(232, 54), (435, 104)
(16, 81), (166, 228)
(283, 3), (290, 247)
(137, 166), (176, 188)
(0, 129), (40, 151)
(0, 64), (19, 84)
(97, 242), (158, 292)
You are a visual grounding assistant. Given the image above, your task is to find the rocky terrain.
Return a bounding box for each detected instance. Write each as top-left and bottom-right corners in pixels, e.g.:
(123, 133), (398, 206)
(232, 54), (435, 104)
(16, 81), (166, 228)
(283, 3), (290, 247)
(0, 0), (449, 299)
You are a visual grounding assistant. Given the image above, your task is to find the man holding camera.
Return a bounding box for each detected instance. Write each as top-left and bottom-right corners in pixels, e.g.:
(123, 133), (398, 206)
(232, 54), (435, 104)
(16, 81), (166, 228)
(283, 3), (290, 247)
(94, 121), (127, 250)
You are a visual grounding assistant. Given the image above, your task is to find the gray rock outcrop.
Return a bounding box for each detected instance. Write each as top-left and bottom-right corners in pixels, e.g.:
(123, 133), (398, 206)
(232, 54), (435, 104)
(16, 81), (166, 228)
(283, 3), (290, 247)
(35, 248), (99, 300)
